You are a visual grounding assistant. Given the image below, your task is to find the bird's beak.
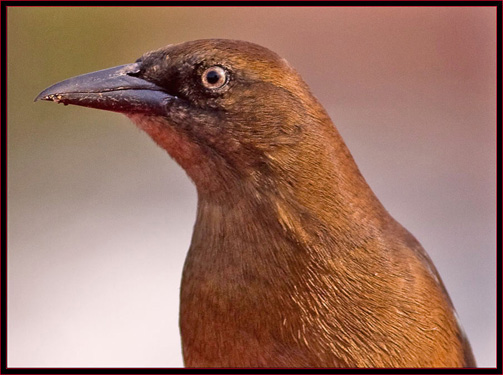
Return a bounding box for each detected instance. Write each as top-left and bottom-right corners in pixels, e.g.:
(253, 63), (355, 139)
(35, 63), (173, 116)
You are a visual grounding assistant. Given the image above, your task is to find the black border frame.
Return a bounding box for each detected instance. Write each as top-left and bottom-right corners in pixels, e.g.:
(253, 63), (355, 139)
(1, 2), (500, 374)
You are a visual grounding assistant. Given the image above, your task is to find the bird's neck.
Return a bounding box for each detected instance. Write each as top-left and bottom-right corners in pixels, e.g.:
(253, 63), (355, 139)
(180, 118), (406, 367)
(194, 119), (392, 248)
(180, 146), (395, 367)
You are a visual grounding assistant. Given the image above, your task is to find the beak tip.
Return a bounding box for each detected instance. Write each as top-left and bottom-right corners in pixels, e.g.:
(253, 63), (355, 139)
(34, 93), (44, 102)
(34, 89), (51, 102)
(34, 90), (63, 103)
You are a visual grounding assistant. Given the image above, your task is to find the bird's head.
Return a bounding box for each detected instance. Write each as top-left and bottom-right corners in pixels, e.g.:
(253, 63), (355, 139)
(36, 39), (346, 202)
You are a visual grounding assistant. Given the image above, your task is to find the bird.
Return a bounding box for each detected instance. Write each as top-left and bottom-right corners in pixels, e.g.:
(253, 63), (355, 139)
(36, 39), (476, 368)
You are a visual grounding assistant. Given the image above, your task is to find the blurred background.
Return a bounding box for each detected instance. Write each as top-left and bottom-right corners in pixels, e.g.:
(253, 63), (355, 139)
(7, 6), (496, 368)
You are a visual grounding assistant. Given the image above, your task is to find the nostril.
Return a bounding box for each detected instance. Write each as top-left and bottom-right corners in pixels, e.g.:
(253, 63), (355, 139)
(124, 62), (142, 77)
(126, 69), (141, 77)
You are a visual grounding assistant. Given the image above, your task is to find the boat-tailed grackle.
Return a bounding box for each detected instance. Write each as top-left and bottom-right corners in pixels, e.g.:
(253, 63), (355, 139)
(36, 39), (476, 368)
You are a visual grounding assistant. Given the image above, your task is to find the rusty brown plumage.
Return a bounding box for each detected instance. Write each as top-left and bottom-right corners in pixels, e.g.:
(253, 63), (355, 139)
(36, 39), (475, 368)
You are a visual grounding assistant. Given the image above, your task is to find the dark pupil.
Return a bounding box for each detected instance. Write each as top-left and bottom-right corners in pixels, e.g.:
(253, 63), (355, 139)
(206, 70), (221, 84)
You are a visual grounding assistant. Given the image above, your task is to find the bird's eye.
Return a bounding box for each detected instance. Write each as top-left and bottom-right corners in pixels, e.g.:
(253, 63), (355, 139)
(201, 66), (228, 89)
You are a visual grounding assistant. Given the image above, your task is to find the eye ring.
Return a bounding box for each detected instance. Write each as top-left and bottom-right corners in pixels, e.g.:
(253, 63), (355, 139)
(201, 66), (228, 90)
